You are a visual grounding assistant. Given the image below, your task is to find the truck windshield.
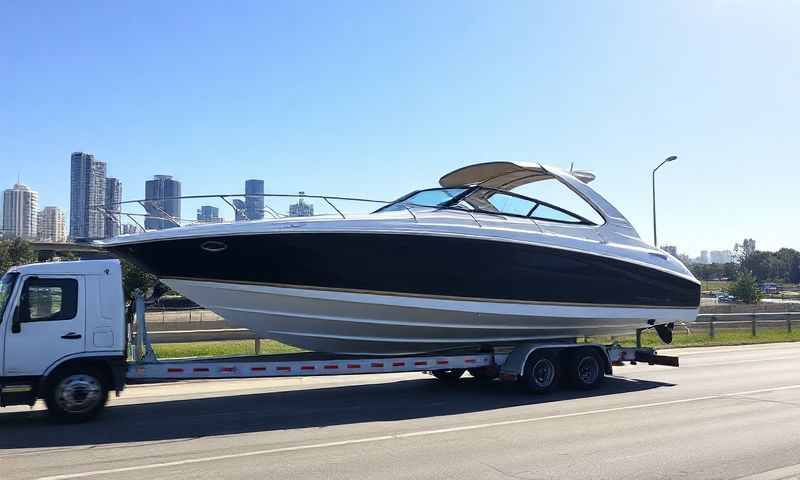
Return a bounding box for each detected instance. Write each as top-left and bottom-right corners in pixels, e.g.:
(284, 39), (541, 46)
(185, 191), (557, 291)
(0, 272), (19, 324)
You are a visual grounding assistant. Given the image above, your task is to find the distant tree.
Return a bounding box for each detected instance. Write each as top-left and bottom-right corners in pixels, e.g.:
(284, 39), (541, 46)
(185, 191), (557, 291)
(0, 238), (38, 276)
(728, 270), (762, 304)
(734, 238), (757, 265)
(59, 251), (79, 262)
(722, 262), (738, 281)
(120, 259), (158, 303)
(775, 248), (800, 283)
(741, 251), (772, 281)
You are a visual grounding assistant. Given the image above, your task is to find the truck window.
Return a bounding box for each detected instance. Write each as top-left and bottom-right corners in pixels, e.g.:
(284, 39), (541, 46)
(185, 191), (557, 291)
(23, 278), (78, 322)
(0, 272), (18, 324)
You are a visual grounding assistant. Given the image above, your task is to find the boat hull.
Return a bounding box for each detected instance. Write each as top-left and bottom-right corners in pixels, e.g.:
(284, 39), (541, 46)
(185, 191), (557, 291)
(105, 230), (700, 354)
(164, 278), (698, 355)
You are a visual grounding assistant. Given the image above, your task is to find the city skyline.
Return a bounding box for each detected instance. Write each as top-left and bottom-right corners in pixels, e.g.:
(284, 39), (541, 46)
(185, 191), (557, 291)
(4, 2), (798, 255)
(0, 155), (787, 256)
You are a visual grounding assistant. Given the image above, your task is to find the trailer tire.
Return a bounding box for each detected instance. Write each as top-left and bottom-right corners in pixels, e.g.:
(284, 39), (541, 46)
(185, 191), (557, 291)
(431, 368), (466, 384)
(44, 366), (109, 422)
(521, 351), (558, 394)
(565, 349), (604, 389)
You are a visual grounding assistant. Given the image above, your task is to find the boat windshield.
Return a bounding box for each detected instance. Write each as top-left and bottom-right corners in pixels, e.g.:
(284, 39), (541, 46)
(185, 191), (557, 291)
(0, 272), (18, 324)
(378, 186), (597, 225)
(379, 188), (468, 212)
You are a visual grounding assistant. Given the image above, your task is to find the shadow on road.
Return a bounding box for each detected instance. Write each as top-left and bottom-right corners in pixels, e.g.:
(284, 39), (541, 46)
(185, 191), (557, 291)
(0, 375), (673, 449)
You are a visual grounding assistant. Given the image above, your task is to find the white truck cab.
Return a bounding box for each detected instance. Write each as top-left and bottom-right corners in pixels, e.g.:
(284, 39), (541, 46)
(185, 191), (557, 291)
(0, 259), (127, 420)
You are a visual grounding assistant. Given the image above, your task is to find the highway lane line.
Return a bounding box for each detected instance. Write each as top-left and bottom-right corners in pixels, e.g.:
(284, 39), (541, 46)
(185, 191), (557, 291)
(737, 463), (800, 480)
(36, 383), (800, 480)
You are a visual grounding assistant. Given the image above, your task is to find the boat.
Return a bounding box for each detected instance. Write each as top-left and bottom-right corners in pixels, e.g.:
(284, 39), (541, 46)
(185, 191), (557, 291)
(98, 162), (701, 355)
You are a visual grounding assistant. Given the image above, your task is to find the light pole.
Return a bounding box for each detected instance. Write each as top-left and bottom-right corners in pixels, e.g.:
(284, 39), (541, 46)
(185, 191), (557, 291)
(652, 155), (677, 247)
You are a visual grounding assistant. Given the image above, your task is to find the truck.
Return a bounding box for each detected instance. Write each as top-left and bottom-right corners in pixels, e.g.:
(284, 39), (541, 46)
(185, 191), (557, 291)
(0, 259), (678, 422)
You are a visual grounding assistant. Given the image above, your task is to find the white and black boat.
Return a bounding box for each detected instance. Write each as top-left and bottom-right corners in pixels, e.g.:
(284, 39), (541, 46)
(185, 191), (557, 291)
(99, 162), (700, 355)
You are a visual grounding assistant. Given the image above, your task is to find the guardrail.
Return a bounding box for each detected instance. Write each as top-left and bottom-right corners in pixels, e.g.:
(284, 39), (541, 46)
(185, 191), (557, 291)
(694, 312), (800, 338)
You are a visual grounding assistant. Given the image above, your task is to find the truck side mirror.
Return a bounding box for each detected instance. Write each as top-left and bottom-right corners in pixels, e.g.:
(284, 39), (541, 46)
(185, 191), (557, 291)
(11, 306), (21, 334)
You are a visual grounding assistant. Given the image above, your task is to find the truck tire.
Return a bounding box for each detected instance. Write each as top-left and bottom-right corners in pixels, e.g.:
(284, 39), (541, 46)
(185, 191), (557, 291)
(431, 368), (466, 384)
(565, 348), (604, 389)
(44, 367), (109, 422)
(521, 351), (558, 394)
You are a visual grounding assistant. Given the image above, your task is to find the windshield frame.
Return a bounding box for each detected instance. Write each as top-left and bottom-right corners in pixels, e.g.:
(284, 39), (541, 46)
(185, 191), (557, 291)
(462, 186), (597, 225)
(373, 187), (473, 213)
(375, 185), (598, 225)
(0, 272), (20, 325)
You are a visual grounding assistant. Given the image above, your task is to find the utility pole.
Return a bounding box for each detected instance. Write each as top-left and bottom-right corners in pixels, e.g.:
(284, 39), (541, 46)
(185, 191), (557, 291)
(652, 155), (677, 247)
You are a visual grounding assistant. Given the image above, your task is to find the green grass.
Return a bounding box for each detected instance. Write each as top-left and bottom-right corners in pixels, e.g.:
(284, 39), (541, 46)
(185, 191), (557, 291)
(588, 327), (800, 349)
(151, 327), (800, 360)
(153, 340), (303, 358)
(701, 280), (732, 292)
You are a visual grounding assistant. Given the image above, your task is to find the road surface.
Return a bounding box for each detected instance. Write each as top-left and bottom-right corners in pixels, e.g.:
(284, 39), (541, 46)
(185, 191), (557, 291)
(3, 342), (800, 480)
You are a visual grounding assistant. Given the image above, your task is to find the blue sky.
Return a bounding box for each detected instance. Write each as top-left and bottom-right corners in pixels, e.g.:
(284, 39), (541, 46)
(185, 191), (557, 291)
(2, 1), (798, 256)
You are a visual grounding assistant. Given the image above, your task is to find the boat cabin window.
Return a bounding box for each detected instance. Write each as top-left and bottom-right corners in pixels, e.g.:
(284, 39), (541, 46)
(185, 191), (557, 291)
(484, 192), (538, 217)
(378, 182), (603, 226)
(510, 179), (604, 225)
(380, 188), (467, 212)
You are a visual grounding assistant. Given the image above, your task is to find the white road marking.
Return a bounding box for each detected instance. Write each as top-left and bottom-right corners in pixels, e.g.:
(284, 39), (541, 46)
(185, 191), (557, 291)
(36, 383), (800, 480)
(737, 462), (800, 480)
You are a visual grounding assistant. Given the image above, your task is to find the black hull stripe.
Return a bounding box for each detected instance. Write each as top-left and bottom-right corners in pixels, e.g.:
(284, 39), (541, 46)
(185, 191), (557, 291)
(108, 232), (701, 308)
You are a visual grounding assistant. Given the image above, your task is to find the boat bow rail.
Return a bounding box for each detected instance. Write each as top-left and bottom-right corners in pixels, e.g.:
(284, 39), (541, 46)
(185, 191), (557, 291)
(91, 193), (397, 231)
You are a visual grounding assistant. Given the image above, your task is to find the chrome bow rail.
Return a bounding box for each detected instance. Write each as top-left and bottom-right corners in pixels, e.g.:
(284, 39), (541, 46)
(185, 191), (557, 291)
(91, 193), (396, 231)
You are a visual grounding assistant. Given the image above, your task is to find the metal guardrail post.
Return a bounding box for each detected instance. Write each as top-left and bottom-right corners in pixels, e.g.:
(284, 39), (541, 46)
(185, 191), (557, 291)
(709, 316), (715, 338)
(789, 317), (793, 334)
(751, 314), (757, 337)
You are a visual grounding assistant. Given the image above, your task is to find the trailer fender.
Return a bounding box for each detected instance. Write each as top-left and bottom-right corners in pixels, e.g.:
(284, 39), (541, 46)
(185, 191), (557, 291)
(499, 343), (611, 380)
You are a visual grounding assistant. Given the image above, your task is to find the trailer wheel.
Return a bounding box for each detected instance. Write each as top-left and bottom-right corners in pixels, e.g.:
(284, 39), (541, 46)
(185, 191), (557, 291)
(431, 368), (466, 384)
(565, 349), (604, 389)
(521, 351), (558, 393)
(44, 367), (109, 422)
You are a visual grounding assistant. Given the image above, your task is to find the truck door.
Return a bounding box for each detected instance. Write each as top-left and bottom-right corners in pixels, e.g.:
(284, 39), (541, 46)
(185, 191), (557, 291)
(3, 275), (86, 377)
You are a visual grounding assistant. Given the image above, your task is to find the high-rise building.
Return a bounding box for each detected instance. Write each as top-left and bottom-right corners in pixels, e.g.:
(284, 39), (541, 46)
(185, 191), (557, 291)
(121, 223), (141, 235)
(709, 250), (733, 264)
(197, 205), (223, 223)
(699, 250), (710, 265)
(289, 192), (314, 217)
(37, 206), (66, 242)
(244, 179), (265, 221)
(144, 175), (181, 230)
(104, 177), (122, 238)
(2, 182), (38, 239)
(69, 152), (106, 240)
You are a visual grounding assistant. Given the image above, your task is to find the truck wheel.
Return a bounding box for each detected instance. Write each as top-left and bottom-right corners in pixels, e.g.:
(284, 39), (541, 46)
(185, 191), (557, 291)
(44, 367), (108, 422)
(565, 349), (604, 389)
(521, 351), (558, 394)
(431, 368), (466, 384)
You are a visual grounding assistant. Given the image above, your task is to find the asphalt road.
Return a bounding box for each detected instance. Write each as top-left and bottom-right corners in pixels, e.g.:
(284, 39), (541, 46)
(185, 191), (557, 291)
(3, 342), (800, 480)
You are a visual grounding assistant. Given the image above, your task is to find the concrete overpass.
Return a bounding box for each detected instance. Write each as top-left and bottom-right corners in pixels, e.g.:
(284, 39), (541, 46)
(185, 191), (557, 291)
(30, 241), (112, 261)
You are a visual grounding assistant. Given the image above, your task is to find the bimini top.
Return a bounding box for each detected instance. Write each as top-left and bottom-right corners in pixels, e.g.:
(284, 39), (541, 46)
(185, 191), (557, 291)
(439, 161), (596, 190)
(440, 161), (637, 239)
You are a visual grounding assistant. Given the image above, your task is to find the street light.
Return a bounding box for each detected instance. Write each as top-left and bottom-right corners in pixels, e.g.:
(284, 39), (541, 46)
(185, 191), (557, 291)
(652, 155), (677, 248)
